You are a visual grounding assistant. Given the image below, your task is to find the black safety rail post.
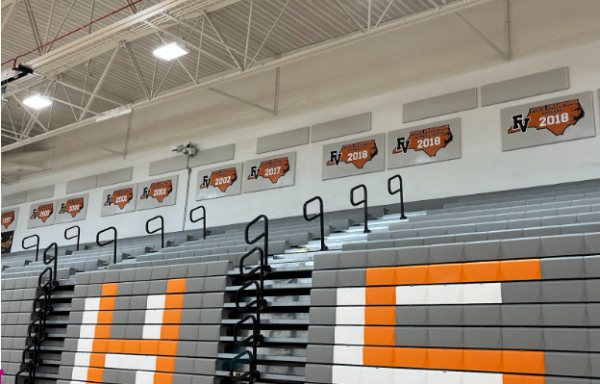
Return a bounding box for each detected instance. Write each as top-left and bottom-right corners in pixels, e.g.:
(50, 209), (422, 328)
(146, 215), (165, 249)
(22, 234), (40, 262)
(43, 242), (59, 289)
(228, 214), (271, 383)
(388, 175), (407, 220)
(303, 196), (328, 251)
(351, 184), (371, 233)
(20, 242), (58, 383)
(189, 205), (207, 240)
(96, 227), (118, 264)
(64, 225), (81, 251)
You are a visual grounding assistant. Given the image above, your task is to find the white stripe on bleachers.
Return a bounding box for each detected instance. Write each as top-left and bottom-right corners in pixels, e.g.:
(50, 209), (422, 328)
(332, 283), (502, 307)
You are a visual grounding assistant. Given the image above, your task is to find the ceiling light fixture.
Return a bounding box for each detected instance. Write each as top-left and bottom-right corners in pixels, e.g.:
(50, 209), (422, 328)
(153, 42), (189, 61)
(23, 94), (52, 109)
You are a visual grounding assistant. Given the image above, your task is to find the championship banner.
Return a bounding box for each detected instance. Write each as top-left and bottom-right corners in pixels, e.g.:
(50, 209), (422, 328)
(1, 207), (19, 232)
(387, 118), (461, 169)
(27, 200), (57, 229)
(100, 183), (138, 217)
(137, 175), (179, 211)
(196, 163), (243, 200)
(322, 134), (385, 181)
(242, 152), (296, 193)
(501, 91), (596, 151)
(1, 231), (14, 253)
(56, 194), (89, 224)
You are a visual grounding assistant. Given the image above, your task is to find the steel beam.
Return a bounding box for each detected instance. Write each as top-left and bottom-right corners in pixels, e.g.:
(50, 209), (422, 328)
(80, 46), (121, 120)
(203, 10), (243, 70)
(27, 0), (245, 70)
(334, 0), (366, 33)
(144, 19), (235, 69)
(196, 17), (205, 80)
(209, 88), (274, 115)
(2, 0), (496, 152)
(43, 0), (56, 44)
(44, 0), (78, 54)
(1, 0), (17, 33)
(455, 11), (510, 61)
(367, 0), (372, 30)
(24, 0), (43, 56)
(154, 60), (177, 97)
(161, 12), (254, 63)
(244, 0), (253, 69)
(124, 42), (151, 100)
(59, 75), (79, 121)
(376, 0), (396, 28)
(248, 0), (291, 69)
(505, 0), (512, 61)
(11, 93), (48, 140)
(59, 135), (125, 156)
(274, 66), (280, 117)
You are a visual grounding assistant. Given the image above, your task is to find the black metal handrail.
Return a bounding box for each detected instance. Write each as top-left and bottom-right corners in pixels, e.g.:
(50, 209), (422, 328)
(350, 184), (370, 233)
(245, 214), (269, 257)
(64, 225), (81, 251)
(43, 243), (58, 287)
(232, 314), (262, 346)
(96, 226), (118, 264)
(228, 350), (257, 382)
(146, 215), (165, 249)
(388, 175), (407, 220)
(239, 247), (267, 279)
(22, 234), (40, 262)
(189, 205), (207, 240)
(235, 280), (265, 312)
(228, 214), (271, 383)
(303, 196), (328, 251)
(22, 241), (57, 384)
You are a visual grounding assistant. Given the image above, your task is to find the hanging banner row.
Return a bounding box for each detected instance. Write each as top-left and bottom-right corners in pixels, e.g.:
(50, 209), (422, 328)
(21, 175), (180, 229)
(195, 152), (296, 201)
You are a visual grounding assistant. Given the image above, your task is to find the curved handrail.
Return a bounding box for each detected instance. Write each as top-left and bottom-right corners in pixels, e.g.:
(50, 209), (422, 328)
(189, 205), (207, 240)
(350, 184), (370, 233)
(146, 215), (164, 249)
(64, 225), (81, 251)
(228, 350), (255, 382)
(245, 214), (269, 257)
(22, 234), (40, 262)
(232, 314), (261, 346)
(388, 175), (407, 220)
(43, 242), (58, 270)
(239, 247), (271, 279)
(96, 226), (118, 264)
(234, 280), (264, 312)
(303, 196), (328, 251)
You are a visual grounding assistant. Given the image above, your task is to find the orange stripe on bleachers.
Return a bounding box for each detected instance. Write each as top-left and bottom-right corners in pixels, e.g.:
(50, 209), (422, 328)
(365, 307), (395, 325)
(167, 279), (187, 293)
(366, 259), (541, 286)
(101, 283), (119, 296)
(362, 347), (546, 375)
(364, 327), (395, 346)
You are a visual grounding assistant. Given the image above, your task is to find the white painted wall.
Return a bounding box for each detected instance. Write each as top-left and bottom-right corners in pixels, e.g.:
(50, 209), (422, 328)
(3, 40), (600, 252)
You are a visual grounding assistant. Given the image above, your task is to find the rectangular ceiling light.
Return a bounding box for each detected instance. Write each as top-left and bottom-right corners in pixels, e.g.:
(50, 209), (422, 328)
(153, 42), (189, 61)
(23, 94), (52, 109)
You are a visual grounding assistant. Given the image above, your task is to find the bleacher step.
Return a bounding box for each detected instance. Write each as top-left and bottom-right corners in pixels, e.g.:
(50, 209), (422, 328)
(219, 353), (306, 363)
(220, 336), (308, 344)
(215, 370), (304, 383)
(222, 319), (309, 325)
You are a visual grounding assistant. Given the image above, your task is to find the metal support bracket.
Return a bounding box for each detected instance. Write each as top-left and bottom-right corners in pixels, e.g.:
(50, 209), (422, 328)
(455, 0), (510, 61)
(210, 67), (281, 116)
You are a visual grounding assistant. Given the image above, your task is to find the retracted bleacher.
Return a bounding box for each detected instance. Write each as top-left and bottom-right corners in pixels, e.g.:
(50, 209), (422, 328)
(1, 179), (599, 384)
